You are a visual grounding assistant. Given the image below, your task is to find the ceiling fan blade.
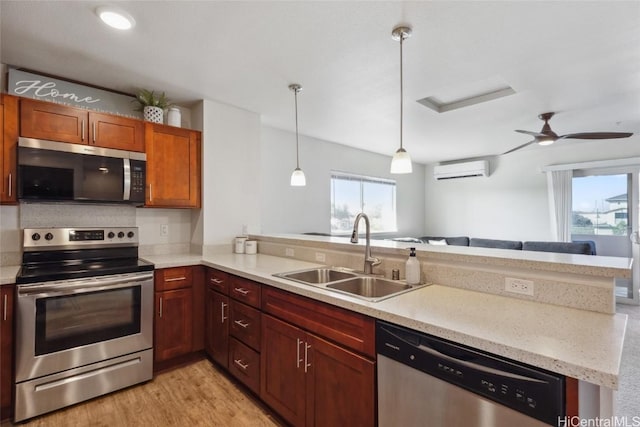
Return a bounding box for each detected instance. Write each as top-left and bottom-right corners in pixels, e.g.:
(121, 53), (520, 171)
(515, 129), (546, 137)
(502, 139), (537, 155)
(558, 132), (633, 140)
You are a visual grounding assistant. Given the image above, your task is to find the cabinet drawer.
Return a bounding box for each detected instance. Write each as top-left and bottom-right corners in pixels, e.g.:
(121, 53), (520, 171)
(262, 287), (375, 358)
(230, 277), (261, 308)
(206, 268), (229, 294)
(229, 301), (261, 351)
(229, 338), (260, 395)
(155, 267), (192, 291)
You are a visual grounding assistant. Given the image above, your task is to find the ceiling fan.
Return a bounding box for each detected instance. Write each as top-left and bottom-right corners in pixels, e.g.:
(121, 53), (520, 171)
(502, 112), (633, 155)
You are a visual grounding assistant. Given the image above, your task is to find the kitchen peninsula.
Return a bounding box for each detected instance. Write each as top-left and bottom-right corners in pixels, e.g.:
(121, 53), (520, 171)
(141, 233), (631, 421)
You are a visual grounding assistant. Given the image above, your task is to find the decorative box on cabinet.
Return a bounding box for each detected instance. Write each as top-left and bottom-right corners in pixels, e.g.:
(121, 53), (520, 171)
(260, 287), (375, 427)
(1, 95), (18, 204)
(144, 123), (201, 208)
(20, 98), (144, 152)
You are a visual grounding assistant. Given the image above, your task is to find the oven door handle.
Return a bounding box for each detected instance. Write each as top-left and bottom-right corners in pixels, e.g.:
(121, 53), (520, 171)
(17, 272), (154, 297)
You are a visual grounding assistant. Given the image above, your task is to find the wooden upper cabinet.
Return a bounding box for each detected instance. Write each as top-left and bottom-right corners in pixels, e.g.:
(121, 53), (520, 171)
(20, 98), (85, 144)
(1, 94), (18, 204)
(145, 123), (201, 208)
(90, 112), (144, 152)
(20, 98), (144, 152)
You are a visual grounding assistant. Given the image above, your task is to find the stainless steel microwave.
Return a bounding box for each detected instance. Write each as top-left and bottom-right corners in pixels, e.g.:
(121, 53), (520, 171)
(18, 137), (146, 205)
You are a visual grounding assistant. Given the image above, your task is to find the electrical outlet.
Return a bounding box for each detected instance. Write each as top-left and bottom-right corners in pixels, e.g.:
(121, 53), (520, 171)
(285, 248), (295, 257)
(505, 277), (534, 296)
(160, 224), (169, 237)
(315, 252), (326, 262)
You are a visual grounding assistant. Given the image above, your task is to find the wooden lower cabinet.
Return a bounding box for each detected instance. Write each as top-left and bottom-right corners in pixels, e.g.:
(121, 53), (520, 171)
(261, 314), (375, 427)
(205, 288), (229, 368)
(0, 285), (14, 420)
(154, 287), (193, 362)
(228, 338), (260, 395)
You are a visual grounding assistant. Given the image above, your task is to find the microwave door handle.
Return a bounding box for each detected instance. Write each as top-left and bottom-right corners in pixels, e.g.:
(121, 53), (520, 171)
(123, 158), (131, 201)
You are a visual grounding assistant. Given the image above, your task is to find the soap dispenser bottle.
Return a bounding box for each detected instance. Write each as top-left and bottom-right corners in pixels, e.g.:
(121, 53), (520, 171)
(405, 247), (421, 285)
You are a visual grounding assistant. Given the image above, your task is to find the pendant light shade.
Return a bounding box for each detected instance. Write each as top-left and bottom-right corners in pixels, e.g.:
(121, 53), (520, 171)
(390, 25), (413, 174)
(289, 84), (306, 186)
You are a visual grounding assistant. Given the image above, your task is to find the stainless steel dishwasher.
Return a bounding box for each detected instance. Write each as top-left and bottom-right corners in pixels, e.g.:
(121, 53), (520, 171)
(377, 321), (565, 427)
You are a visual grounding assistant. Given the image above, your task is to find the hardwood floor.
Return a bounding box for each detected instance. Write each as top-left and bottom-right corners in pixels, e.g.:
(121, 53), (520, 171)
(4, 358), (283, 426)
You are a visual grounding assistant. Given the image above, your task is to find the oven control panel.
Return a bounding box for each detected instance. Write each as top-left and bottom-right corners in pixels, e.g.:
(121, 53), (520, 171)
(23, 227), (139, 249)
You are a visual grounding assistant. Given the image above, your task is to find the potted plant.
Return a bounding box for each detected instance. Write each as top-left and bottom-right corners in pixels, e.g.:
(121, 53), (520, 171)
(133, 89), (172, 124)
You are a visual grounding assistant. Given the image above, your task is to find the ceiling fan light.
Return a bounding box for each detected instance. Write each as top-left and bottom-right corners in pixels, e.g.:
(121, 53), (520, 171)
(538, 137), (555, 146)
(290, 168), (306, 186)
(390, 147), (412, 174)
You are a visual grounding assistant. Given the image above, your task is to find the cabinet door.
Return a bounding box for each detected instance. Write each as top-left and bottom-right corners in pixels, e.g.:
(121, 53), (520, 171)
(261, 315), (306, 427)
(145, 123), (201, 208)
(0, 285), (14, 420)
(90, 112), (144, 152)
(1, 95), (18, 204)
(306, 334), (375, 427)
(20, 98), (87, 144)
(154, 288), (193, 362)
(205, 289), (229, 368)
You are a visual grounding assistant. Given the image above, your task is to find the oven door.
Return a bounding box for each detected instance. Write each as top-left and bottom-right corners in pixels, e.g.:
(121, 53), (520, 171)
(15, 271), (153, 382)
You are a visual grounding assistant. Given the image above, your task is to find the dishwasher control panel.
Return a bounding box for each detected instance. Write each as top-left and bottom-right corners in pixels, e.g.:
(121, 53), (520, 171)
(376, 321), (565, 425)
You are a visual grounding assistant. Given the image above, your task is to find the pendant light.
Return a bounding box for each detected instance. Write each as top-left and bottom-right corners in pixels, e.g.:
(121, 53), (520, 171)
(390, 25), (413, 174)
(289, 83), (306, 186)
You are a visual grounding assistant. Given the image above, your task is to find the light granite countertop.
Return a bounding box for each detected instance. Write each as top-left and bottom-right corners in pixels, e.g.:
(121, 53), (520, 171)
(195, 252), (627, 390)
(4, 252), (627, 390)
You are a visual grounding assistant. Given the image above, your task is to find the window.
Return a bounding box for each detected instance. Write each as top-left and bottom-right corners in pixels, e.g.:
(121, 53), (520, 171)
(571, 174), (629, 236)
(330, 172), (397, 234)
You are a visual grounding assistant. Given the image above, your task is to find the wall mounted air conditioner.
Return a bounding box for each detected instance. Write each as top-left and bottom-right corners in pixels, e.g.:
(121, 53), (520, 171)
(433, 160), (489, 180)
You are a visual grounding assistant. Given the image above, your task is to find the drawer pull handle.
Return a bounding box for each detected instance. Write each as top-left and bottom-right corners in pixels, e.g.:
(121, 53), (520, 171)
(211, 278), (223, 284)
(3, 294), (7, 321)
(234, 287), (250, 295)
(92, 122), (96, 143)
(233, 359), (249, 370)
(221, 302), (228, 323)
(165, 277), (187, 282)
(159, 297), (163, 318)
(81, 120), (85, 141)
(7, 173), (12, 197)
(234, 319), (250, 328)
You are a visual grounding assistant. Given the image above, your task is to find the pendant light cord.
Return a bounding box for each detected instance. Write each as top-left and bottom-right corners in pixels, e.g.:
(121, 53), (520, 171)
(294, 88), (300, 168)
(399, 32), (404, 151)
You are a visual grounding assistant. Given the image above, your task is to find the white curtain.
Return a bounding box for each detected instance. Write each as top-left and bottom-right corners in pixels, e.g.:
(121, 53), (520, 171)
(546, 170), (572, 242)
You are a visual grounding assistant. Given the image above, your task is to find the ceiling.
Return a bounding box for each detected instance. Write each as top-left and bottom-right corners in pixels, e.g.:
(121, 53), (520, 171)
(2, 1), (639, 164)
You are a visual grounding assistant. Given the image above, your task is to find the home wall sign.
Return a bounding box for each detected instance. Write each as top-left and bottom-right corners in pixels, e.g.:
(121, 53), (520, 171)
(7, 68), (142, 118)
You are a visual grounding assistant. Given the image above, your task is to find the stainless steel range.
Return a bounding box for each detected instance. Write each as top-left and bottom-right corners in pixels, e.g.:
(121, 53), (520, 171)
(14, 227), (154, 422)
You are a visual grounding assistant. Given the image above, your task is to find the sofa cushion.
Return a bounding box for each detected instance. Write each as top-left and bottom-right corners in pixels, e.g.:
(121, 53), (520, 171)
(469, 238), (523, 250)
(427, 239), (448, 245)
(523, 241), (593, 255)
(391, 237), (425, 243)
(419, 236), (469, 246)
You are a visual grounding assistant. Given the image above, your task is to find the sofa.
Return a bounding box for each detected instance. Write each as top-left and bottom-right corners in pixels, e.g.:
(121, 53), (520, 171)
(392, 236), (596, 255)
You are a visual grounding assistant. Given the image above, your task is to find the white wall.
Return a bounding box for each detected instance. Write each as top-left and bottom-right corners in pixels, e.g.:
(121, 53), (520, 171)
(260, 126), (426, 237)
(424, 137), (640, 241)
(197, 99), (261, 250)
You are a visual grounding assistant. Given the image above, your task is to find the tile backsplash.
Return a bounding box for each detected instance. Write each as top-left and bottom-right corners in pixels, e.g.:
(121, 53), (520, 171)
(0, 203), (195, 266)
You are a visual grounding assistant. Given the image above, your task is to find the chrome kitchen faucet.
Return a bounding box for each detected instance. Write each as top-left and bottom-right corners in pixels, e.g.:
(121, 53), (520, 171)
(350, 213), (381, 274)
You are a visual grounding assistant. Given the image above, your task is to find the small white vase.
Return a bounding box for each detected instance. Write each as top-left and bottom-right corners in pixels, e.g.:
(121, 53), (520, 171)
(143, 106), (163, 124)
(167, 107), (181, 127)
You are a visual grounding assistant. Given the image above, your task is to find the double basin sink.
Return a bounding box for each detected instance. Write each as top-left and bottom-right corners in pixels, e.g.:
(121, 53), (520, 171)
(274, 267), (427, 302)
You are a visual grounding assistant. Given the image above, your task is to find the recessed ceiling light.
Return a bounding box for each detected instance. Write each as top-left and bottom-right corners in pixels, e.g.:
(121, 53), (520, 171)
(96, 6), (135, 30)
